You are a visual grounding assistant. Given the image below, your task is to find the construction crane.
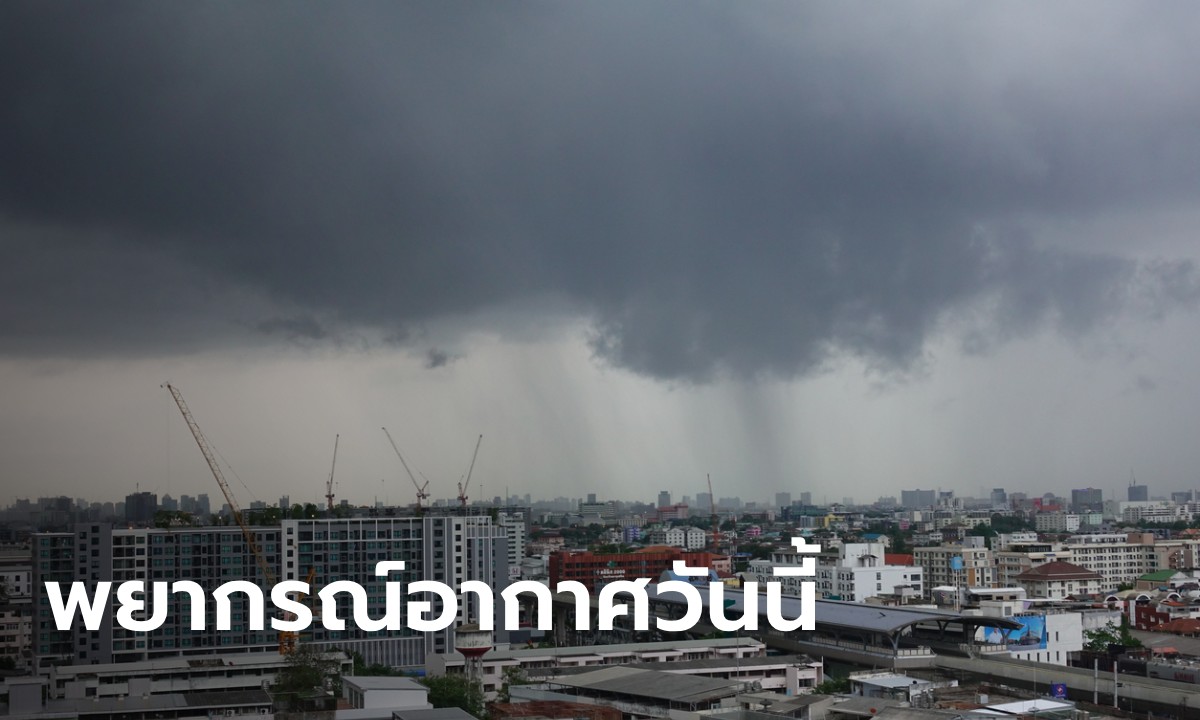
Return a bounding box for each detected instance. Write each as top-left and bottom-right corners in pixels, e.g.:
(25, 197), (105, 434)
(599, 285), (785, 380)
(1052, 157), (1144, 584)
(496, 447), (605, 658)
(325, 434), (340, 514)
(382, 427), (429, 511)
(457, 434), (483, 508)
(162, 383), (298, 653)
(707, 473), (720, 552)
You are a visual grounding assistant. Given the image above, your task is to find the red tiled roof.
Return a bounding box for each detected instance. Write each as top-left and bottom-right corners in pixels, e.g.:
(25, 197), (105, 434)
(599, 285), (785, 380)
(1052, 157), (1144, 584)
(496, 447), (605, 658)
(1015, 560), (1103, 581)
(1157, 619), (1200, 635)
(885, 553), (914, 566)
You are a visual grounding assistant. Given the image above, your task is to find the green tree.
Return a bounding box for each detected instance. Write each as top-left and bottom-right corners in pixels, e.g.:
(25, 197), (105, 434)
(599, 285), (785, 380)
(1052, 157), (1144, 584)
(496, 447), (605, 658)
(814, 675), (851, 694)
(1084, 619), (1143, 652)
(989, 514), (1034, 533)
(272, 646), (343, 707)
(495, 666), (530, 703)
(0, 656), (16, 671)
(348, 650), (399, 677)
(420, 674), (483, 717)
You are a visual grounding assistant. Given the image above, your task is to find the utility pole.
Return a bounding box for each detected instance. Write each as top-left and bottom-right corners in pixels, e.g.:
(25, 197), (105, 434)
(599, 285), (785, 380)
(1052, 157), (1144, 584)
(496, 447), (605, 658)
(1113, 660), (1119, 709)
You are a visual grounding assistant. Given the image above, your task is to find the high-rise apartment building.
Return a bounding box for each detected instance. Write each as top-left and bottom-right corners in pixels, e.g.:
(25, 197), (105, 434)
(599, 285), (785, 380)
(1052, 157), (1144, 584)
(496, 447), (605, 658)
(32, 515), (509, 671)
(1128, 484), (1149, 502)
(282, 515), (509, 667)
(1070, 488), (1103, 513)
(913, 544), (994, 592)
(123, 492), (158, 526)
(900, 489), (936, 509)
(657, 491), (672, 508)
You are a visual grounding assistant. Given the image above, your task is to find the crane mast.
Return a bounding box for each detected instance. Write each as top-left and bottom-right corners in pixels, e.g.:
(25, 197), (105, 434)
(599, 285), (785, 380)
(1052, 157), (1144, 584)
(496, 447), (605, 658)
(162, 383), (296, 653)
(325, 434), (340, 513)
(382, 427), (429, 510)
(457, 434), (483, 508)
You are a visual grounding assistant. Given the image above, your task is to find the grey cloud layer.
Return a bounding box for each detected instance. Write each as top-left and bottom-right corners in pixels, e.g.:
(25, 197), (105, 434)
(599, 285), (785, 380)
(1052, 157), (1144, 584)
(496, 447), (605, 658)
(2, 2), (1198, 379)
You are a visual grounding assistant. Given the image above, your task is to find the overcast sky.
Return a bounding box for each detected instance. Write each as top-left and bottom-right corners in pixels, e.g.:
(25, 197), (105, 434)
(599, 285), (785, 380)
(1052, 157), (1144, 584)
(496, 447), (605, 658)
(3, 2), (1200, 508)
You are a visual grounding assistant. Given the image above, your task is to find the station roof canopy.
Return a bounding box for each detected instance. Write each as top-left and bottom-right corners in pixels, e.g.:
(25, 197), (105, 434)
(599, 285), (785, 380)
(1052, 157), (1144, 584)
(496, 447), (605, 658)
(644, 585), (1024, 635)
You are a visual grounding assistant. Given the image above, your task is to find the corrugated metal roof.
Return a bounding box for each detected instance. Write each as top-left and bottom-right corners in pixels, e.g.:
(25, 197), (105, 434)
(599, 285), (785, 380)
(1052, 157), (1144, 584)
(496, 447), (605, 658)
(392, 708), (478, 720)
(647, 585), (1024, 633)
(548, 666), (741, 704)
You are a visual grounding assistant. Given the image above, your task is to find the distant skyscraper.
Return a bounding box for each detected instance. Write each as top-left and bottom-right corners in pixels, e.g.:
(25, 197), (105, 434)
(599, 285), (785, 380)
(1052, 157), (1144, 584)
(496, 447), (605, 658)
(775, 492), (792, 509)
(990, 488), (1007, 508)
(799, 492), (812, 506)
(657, 490), (671, 508)
(587, 493), (597, 504)
(1071, 488), (1103, 513)
(900, 489), (936, 508)
(124, 491), (157, 526)
(1128, 483), (1148, 502)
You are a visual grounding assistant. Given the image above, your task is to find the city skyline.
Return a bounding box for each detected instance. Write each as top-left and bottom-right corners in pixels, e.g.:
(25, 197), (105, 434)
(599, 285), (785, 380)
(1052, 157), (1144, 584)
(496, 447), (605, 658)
(3, 3), (1200, 503)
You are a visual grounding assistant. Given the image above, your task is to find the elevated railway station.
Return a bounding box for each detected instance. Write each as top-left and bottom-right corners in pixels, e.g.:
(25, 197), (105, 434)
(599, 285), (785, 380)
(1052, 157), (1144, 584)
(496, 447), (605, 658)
(543, 585), (1022, 670)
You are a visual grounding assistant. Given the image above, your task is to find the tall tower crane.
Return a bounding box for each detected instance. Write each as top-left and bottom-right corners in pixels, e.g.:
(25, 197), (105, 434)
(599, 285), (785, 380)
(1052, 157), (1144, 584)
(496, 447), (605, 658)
(162, 383), (298, 653)
(457, 434), (483, 509)
(325, 434), (340, 514)
(382, 427), (429, 511)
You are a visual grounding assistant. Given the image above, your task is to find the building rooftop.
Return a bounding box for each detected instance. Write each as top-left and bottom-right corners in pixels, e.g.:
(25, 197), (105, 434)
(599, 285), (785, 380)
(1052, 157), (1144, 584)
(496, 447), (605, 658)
(646, 586), (1023, 634)
(623, 654), (818, 673)
(545, 666), (742, 704)
(392, 709), (477, 720)
(1014, 561), (1103, 582)
(826, 697), (905, 717)
(344, 676), (426, 692)
(1139, 570), (1186, 582)
(969, 698), (1074, 717)
(853, 674), (931, 689)
(438, 636), (761, 663)
(50, 650), (347, 678)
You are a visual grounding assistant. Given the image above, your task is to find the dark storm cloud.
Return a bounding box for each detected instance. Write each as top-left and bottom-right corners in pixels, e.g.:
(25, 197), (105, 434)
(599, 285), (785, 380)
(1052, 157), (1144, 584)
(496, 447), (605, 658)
(2, 2), (1199, 379)
(425, 349), (453, 370)
(256, 316), (329, 342)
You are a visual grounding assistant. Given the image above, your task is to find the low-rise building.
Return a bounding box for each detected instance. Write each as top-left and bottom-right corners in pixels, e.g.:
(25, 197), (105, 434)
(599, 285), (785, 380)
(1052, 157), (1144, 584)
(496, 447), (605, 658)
(913, 544), (993, 593)
(1061, 533), (1156, 588)
(46, 651), (351, 700)
(510, 666), (744, 718)
(427, 637), (765, 700)
(342, 676), (431, 712)
(746, 543), (922, 603)
(1013, 561), (1104, 600)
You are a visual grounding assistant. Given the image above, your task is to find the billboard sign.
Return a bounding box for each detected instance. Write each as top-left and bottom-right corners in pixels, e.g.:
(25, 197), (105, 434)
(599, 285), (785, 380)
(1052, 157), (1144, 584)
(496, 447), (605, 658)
(981, 614), (1048, 650)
